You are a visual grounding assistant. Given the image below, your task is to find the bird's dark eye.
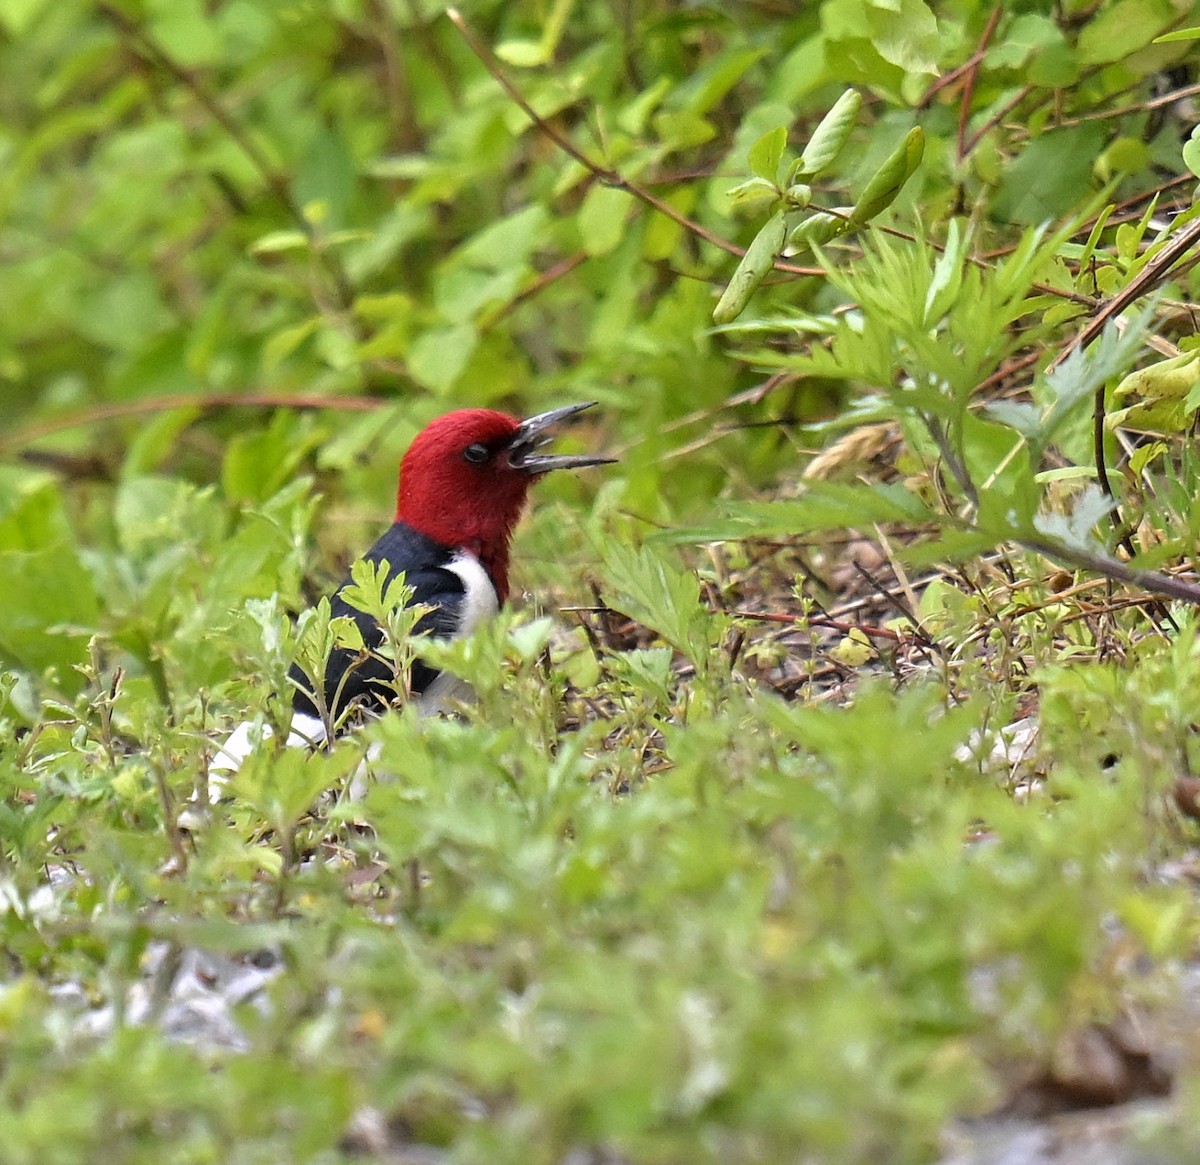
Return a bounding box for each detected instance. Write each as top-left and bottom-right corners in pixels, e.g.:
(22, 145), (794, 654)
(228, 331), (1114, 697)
(463, 442), (490, 464)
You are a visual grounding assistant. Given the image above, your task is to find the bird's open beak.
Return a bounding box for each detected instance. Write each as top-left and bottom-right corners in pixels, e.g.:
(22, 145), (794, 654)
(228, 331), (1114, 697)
(505, 401), (617, 474)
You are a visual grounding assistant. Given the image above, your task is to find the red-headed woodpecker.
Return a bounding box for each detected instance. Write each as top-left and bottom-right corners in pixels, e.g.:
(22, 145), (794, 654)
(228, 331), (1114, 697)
(210, 402), (613, 776)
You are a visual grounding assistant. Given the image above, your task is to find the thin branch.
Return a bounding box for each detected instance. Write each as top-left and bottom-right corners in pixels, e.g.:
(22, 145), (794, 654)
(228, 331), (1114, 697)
(6, 393), (385, 452)
(961, 86), (1035, 160)
(955, 6), (1003, 163)
(98, 3), (357, 311)
(917, 4), (999, 109)
(732, 610), (909, 643)
(923, 413), (980, 512)
(1022, 536), (1200, 607)
(1050, 214), (1200, 372)
(1055, 81), (1200, 127)
(444, 7), (819, 279)
(372, 0), (422, 152)
(490, 252), (588, 323)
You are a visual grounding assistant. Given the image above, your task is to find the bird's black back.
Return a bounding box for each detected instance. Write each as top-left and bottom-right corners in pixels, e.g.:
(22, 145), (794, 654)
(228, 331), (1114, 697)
(288, 522), (466, 725)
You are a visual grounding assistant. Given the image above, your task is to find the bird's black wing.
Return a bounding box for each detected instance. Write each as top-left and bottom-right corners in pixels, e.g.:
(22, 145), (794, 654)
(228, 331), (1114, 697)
(288, 523), (464, 723)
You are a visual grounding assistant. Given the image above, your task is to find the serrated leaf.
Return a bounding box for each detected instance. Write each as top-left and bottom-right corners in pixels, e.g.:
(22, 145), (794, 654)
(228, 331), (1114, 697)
(984, 400), (1043, 439)
(924, 218), (966, 325)
(720, 481), (937, 536)
(1034, 485), (1113, 551)
(339, 558), (416, 624)
(897, 529), (1002, 568)
(599, 542), (714, 669)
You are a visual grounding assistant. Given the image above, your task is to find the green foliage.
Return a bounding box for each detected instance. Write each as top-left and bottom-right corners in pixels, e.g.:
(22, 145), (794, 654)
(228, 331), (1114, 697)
(713, 95), (924, 324)
(4, 0), (1200, 1161)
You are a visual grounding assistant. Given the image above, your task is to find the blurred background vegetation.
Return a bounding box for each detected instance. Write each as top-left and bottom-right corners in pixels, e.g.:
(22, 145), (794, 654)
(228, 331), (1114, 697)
(5, 0), (1200, 1162)
(4, 0), (1197, 704)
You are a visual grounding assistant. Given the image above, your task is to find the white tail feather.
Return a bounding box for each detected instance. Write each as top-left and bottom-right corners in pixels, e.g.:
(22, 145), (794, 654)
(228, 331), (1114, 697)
(204, 712), (328, 802)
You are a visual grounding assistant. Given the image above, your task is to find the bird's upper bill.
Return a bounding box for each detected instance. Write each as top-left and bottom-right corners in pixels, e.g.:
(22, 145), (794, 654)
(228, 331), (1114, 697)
(505, 401), (618, 475)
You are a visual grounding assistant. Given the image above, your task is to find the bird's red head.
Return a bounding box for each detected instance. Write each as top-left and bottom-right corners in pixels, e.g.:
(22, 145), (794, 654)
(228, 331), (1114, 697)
(394, 403), (612, 600)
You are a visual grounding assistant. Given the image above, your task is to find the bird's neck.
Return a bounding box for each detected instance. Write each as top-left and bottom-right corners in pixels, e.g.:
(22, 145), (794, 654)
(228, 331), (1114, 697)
(395, 512), (513, 603)
(457, 534), (511, 603)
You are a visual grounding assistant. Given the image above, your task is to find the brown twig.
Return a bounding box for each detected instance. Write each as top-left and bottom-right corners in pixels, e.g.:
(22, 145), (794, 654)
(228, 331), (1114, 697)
(5, 392), (386, 452)
(917, 4), (1000, 108)
(490, 252), (589, 323)
(372, 0), (422, 152)
(1056, 81), (1200, 127)
(732, 609), (909, 643)
(97, 3), (356, 312)
(1050, 214), (1200, 374)
(444, 7), (819, 279)
(955, 6), (1003, 163)
(1022, 535), (1200, 606)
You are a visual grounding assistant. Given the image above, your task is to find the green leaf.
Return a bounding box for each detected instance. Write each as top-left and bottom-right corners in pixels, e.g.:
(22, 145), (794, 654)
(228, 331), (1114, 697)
(494, 0), (574, 67)
(747, 125), (788, 182)
(849, 126), (924, 226)
(148, 0), (222, 67)
(725, 176), (780, 208)
(0, 473), (74, 550)
(867, 0), (939, 75)
(1112, 348), (1200, 404)
(923, 218), (966, 326)
(0, 0), (48, 35)
(0, 545), (101, 682)
(786, 209), (848, 256)
(221, 412), (321, 505)
(599, 541), (716, 670)
(338, 557), (418, 626)
(407, 323), (477, 392)
(984, 400), (1042, 439)
(712, 210), (788, 324)
(578, 183), (630, 257)
(719, 482), (937, 536)
(494, 38), (547, 67)
(797, 89), (862, 178)
(122, 407), (201, 478)
(1184, 125), (1200, 180)
(249, 230), (310, 256)
(1153, 26), (1200, 43)
(1033, 485), (1113, 552)
(263, 318), (319, 370)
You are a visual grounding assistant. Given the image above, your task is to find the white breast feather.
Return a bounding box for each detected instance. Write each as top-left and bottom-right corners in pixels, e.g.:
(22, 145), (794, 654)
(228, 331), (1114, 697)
(415, 549), (499, 714)
(442, 550), (500, 635)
